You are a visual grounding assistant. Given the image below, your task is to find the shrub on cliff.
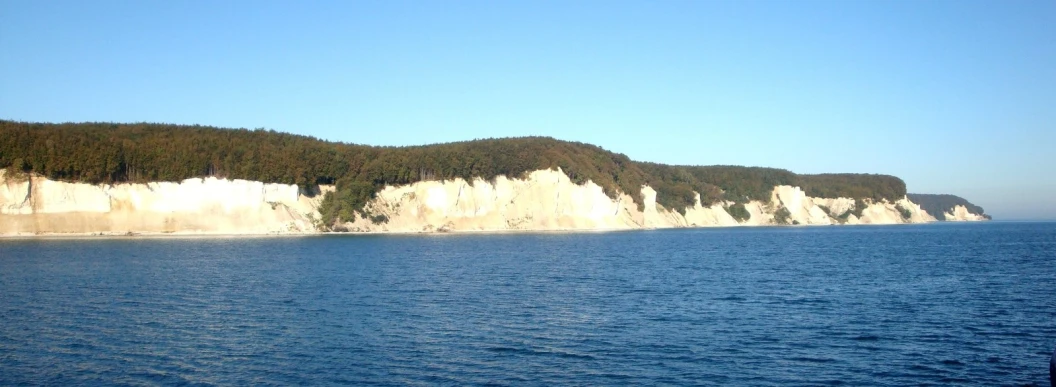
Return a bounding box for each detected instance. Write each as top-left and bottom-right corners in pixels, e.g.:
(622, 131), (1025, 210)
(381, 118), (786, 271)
(725, 203), (751, 222)
(774, 207), (792, 225)
(896, 204), (913, 220)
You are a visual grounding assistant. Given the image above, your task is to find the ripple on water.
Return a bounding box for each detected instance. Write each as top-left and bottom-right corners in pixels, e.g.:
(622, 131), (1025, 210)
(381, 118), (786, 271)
(0, 223), (1054, 385)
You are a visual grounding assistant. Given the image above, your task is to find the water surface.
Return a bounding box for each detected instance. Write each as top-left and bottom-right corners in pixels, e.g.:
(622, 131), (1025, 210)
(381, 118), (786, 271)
(1, 222), (1054, 385)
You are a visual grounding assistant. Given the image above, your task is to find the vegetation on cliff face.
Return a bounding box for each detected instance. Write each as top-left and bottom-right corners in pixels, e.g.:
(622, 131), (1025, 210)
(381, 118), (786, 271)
(896, 203), (914, 221)
(1, 121), (908, 226)
(725, 203), (751, 222)
(907, 194), (990, 220)
(773, 207), (793, 225)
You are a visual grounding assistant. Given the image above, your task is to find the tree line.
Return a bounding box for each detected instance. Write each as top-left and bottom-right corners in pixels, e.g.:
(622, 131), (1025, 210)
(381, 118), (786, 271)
(0, 121), (908, 226)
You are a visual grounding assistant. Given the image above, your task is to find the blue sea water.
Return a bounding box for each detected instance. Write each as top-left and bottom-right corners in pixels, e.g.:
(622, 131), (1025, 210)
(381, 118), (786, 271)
(1, 222), (1054, 386)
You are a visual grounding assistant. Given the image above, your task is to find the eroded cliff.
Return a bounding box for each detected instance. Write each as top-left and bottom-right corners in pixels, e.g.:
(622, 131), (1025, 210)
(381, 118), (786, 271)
(906, 193), (990, 221)
(0, 170), (329, 235)
(943, 205), (990, 221)
(1, 168), (959, 236)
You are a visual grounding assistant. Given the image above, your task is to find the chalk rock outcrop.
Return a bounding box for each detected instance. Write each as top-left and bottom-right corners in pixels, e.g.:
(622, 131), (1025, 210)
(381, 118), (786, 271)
(336, 169), (936, 232)
(0, 170), (327, 235)
(905, 193), (990, 221)
(944, 205), (989, 221)
(2, 168), (946, 236)
(340, 170), (645, 232)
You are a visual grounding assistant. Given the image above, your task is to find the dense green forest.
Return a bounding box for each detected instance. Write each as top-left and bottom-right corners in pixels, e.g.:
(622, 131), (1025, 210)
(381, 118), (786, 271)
(907, 194), (990, 220)
(0, 121), (908, 226)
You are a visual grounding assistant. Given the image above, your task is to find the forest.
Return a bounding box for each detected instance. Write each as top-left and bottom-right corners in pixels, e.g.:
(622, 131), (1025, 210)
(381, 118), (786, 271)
(1, 121), (908, 225)
(906, 194), (990, 220)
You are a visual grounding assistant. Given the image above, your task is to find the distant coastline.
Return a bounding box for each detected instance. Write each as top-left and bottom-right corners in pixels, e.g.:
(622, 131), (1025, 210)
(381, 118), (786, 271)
(1, 121), (990, 235)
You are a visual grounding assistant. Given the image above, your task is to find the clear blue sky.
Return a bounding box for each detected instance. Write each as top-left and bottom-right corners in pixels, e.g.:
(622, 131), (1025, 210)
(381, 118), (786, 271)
(2, 0), (1053, 220)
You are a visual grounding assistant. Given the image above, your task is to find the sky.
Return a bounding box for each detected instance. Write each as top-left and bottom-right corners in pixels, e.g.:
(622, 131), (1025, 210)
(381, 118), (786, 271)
(1, 0), (1054, 220)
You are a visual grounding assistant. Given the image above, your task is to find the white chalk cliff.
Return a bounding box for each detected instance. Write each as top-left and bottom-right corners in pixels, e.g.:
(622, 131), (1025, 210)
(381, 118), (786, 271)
(943, 205), (989, 221)
(2, 168), (953, 236)
(0, 170), (329, 235)
(342, 171), (942, 232)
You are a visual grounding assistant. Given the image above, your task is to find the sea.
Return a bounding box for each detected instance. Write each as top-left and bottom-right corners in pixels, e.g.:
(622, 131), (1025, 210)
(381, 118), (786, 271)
(1, 222), (1054, 386)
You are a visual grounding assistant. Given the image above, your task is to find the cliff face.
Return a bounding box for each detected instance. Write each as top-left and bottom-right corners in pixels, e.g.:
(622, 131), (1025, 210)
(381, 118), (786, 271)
(0, 168), (944, 236)
(0, 170), (328, 235)
(944, 205), (989, 221)
(905, 193), (990, 221)
(330, 169), (935, 232)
